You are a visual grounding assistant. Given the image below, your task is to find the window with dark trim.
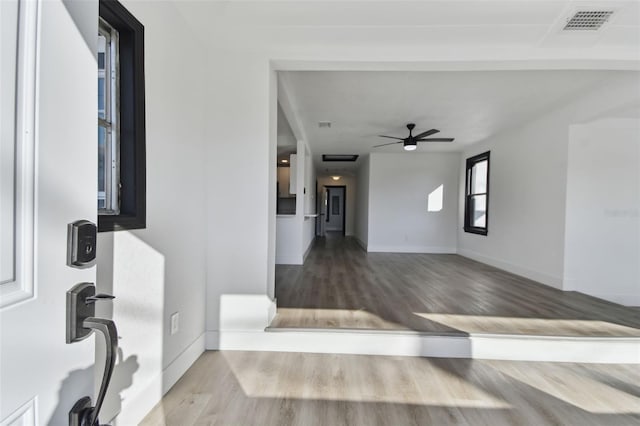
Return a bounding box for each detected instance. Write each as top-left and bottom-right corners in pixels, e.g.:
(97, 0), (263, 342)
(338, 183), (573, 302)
(464, 151), (490, 235)
(98, 0), (146, 232)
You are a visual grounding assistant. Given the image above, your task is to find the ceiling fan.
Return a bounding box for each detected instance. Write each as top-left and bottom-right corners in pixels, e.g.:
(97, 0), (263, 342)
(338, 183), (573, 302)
(374, 123), (454, 151)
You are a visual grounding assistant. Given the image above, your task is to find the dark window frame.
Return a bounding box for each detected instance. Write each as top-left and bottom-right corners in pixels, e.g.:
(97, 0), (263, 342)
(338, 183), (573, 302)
(98, 0), (146, 232)
(464, 151), (490, 236)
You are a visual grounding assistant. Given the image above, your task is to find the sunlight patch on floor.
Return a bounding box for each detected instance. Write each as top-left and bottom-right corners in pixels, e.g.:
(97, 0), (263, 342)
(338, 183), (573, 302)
(414, 313), (640, 337)
(271, 308), (408, 330)
(221, 351), (511, 409)
(486, 361), (640, 414)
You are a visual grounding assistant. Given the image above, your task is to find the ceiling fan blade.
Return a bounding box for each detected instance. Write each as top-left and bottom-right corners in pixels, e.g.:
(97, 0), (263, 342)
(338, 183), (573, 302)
(378, 135), (404, 140)
(373, 141), (403, 148)
(413, 129), (440, 139)
(416, 138), (455, 142)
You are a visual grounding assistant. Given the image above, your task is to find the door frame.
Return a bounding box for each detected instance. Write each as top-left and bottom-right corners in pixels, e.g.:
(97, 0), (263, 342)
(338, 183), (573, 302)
(324, 185), (346, 236)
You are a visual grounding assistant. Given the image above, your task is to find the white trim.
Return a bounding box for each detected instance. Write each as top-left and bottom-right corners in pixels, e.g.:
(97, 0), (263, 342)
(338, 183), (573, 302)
(458, 248), (563, 289)
(275, 254), (303, 265)
(302, 236), (315, 262)
(271, 59), (640, 72)
(471, 334), (640, 364)
(205, 295), (638, 363)
(206, 328), (639, 364)
(354, 236), (368, 251)
(112, 333), (205, 426)
(563, 279), (640, 306)
(267, 298), (277, 324)
(0, 397), (37, 426)
(161, 333), (206, 394)
(367, 245), (457, 254)
(576, 291), (640, 307)
(212, 329), (471, 358)
(206, 331), (220, 350)
(587, 293), (640, 307)
(1, 0), (39, 309)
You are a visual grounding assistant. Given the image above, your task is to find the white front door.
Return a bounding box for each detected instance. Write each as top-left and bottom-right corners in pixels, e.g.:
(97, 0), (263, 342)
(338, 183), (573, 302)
(1, 0), (98, 424)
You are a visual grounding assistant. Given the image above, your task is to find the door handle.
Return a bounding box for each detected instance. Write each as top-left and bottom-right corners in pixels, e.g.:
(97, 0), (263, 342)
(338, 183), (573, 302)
(85, 294), (116, 303)
(67, 283), (118, 425)
(82, 317), (118, 426)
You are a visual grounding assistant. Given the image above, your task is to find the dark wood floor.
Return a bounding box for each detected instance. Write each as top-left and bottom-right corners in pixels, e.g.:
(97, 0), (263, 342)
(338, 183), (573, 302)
(271, 234), (640, 337)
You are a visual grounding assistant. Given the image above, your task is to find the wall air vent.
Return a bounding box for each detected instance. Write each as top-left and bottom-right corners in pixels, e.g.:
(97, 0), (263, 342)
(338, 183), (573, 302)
(318, 121), (331, 128)
(563, 10), (613, 31)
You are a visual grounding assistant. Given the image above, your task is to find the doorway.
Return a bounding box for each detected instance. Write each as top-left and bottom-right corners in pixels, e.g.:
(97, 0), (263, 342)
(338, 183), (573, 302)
(325, 186), (346, 235)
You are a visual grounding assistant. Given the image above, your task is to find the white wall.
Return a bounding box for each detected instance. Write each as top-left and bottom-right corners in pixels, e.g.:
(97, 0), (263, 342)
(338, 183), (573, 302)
(96, 2), (208, 423)
(275, 139), (315, 265)
(564, 117), (640, 306)
(355, 156), (370, 248)
(277, 103), (296, 148)
(458, 73), (640, 290)
(367, 153), (460, 253)
(303, 149), (317, 258)
(189, 0), (640, 358)
(275, 215), (301, 264)
(317, 175), (356, 236)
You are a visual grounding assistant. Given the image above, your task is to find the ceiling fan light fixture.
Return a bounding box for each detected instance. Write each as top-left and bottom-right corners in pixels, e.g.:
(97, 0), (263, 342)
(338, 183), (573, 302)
(404, 144), (417, 151)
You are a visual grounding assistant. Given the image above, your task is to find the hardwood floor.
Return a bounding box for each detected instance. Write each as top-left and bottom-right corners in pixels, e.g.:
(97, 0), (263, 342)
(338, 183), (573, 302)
(140, 350), (640, 425)
(271, 234), (640, 337)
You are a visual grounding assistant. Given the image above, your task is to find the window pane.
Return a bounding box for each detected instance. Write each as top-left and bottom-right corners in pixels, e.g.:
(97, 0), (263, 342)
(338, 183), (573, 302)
(471, 194), (487, 227)
(471, 160), (487, 194)
(98, 126), (106, 209)
(98, 33), (106, 119)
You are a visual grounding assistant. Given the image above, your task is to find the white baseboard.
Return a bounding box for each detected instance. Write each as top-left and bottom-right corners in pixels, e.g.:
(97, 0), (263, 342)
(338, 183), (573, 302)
(354, 236), (367, 251)
(267, 298), (277, 324)
(458, 248), (563, 289)
(303, 237), (315, 262)
(563, 279), (640, 306)
(471, 334), (639, 363)
(113, 333), (205, 426)
(161, 333), (206, 393)
(204, 328), (639, 364)
(206, 331), (220, 350)
(578, 291), (640, 307)
(214, 329), (471, 358)
(275, 254), (303, 265)
(367, 245), (457, 254)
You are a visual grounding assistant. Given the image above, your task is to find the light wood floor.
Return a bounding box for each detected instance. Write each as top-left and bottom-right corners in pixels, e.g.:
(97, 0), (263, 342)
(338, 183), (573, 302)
(140, 350), (640, 425)
(271, 234), (640, 337)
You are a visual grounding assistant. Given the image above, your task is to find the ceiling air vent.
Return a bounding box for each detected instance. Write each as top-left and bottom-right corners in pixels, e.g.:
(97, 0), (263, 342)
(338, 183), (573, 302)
(318, 121), (331, 129)
(563, 10), (614, 31)
(322, 155), (359, 162)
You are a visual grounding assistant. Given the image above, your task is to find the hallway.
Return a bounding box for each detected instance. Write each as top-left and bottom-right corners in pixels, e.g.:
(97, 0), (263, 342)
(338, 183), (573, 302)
(271, 235), (640, 337)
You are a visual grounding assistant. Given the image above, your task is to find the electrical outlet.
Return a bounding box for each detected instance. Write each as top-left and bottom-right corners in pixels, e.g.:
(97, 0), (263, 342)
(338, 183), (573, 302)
(170, 312), (179, 335)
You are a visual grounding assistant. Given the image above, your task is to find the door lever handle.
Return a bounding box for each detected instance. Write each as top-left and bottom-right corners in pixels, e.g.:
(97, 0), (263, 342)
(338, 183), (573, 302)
(85, 294), (115, 304)
(82, 317), (118, 426)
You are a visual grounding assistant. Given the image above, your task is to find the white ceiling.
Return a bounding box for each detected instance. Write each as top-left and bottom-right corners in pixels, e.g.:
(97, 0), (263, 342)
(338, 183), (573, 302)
(176, 1), (640, 53)
(279, 70), (637, 172)
(171, 0), (640, 175)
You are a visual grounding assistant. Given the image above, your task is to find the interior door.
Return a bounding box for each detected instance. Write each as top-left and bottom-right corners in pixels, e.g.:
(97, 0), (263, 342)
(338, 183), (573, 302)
(326, 187), (345, 232)
(1, 1), (99, 424)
